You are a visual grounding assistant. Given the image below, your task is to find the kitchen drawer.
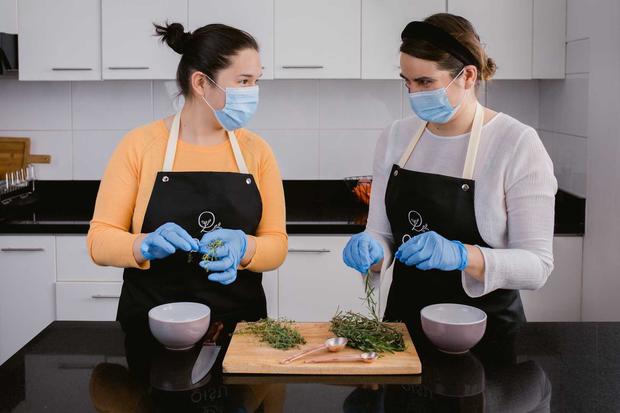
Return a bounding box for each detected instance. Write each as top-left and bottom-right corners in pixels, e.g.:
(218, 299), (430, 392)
(56, 235), (123, 282)
(56, 282), (122, 321)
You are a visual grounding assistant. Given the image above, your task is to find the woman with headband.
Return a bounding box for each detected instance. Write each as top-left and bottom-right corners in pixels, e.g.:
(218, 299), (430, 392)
(342, 14), (557, 346)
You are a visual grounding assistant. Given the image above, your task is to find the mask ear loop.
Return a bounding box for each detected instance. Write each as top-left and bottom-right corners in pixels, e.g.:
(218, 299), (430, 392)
(201, 73), (226, 111)
(446, 66), (471, 110)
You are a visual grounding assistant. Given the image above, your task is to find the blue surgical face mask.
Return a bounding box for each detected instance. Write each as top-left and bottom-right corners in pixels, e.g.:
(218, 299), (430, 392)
(408, 67), (467, 124)
(201, 74), (259, 131)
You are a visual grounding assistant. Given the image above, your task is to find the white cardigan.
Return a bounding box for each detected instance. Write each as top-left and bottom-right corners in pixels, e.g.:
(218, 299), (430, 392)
(366, 112), (558, 297)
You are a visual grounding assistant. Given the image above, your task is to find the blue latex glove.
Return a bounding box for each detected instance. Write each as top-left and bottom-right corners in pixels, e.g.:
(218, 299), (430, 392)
(342, 232), (384, 274)
(395, 231), (468, 271)
(198, 229), (247, 285)
(140, 222), (199, 261)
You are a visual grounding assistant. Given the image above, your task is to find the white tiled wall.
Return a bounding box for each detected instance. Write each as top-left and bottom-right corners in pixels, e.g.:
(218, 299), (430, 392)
(538, 0), (590, 198)
(0, 77), (542, 180)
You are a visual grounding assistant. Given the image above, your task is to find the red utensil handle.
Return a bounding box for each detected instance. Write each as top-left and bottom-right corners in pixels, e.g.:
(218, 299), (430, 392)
(204, 321), (224, 346)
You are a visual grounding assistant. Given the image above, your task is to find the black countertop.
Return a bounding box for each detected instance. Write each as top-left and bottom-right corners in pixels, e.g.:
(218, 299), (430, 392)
(1, 321), (617, 412)
(0, 180), (585, 235)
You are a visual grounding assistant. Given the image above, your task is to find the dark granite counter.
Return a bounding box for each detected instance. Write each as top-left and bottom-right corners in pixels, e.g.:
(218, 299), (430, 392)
(0, 180), (584, 235)
(0, 321), (616, 412)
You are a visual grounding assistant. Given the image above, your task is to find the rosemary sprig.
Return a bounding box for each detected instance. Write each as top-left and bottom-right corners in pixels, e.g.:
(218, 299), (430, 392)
(187, 239), (225, 269)
(328, 271), (405, 354)
(330, 310), (405, 354)
(240, 318), (306, 350)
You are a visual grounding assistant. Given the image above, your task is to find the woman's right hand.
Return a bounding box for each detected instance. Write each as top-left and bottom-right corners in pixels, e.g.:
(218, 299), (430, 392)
(137, 222), (199, 262)
(342, 232), (384, 274)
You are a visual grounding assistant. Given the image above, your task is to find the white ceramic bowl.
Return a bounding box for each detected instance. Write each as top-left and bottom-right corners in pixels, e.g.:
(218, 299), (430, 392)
(148, 302), (211, 350)
(420, 303), (487, 354)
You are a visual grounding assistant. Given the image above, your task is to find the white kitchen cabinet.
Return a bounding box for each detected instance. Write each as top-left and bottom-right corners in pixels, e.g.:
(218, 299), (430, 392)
(262, 270), (278, 319)
(56, 235), (123, 282)
(278, 236), (372, 322)
(189, 0), (275, 80)
(0, 236), (55, 365)
(56, 282), (122, 321)
(532, 0), (566, 78)
(18, 0), (101, 80)
(361, 0), (445, 79)
(521, 236), (583, 322)
(448, 0), (533, 80)
(102, 0), (187, 80)
(0, 0), (17, 34)
(275, 0), (361, 79)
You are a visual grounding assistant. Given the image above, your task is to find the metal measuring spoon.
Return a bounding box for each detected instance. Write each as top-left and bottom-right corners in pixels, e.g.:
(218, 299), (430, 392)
(280, 337), (348, 364)
(304, 352), (379, 364)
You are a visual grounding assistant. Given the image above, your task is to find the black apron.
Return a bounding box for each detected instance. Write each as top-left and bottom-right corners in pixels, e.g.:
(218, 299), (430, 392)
(118, 111), (266, 334)
(383, 103), (526, 347)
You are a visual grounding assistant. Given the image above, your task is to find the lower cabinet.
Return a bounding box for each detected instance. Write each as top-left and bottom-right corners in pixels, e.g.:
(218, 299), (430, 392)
(520, 236), (583, 322)
(0, 236), (55, 365)
(56, 282), (122, 321)
(277, 235), (372, 321)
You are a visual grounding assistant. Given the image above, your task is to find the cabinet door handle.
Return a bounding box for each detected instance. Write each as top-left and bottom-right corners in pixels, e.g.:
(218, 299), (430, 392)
(108, 66), (150, 70)
(281, 65), (324, 69)
(51, 67), (93, 71)
(1, 248), (45, 252)
(288, 248), (331, 253)
(58, 363), (98, 370)
(91, 294), (120, 299)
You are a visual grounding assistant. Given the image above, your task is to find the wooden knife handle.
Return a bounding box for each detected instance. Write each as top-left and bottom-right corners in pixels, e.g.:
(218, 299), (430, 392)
(204, 321), (224, 346)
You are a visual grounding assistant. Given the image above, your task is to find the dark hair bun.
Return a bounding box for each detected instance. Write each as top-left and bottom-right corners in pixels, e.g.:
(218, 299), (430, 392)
(154, 22), (192, 55)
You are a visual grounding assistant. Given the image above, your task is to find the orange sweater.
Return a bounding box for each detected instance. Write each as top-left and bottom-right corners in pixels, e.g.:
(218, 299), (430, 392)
(87, 119), (288, 272)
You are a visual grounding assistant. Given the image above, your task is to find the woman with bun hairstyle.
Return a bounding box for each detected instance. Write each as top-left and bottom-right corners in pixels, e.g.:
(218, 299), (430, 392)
(87, 22), (287, 334)
(342, 14), (557, 346)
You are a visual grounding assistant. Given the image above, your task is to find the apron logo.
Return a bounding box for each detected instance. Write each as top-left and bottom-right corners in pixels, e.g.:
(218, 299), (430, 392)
(401, 210), (429, 244)
(198, 211), (222, 233)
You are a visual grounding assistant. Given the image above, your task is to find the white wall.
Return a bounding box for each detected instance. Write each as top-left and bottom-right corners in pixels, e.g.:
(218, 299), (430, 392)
(581, 0), (620, 321)
(0, 78), (540, 181)
(538, 0), (589, 198)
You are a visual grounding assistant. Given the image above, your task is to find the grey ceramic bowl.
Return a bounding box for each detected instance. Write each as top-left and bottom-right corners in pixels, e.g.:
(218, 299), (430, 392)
(420, 303), (487, 354)
(148, 302), (211, 351)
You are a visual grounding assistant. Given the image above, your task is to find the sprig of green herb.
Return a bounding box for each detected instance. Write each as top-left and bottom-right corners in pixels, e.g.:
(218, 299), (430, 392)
(330, 310), (405, 353)
(328, 271), (405, 354)
(240, 318), (306, 350)
(187, 239), (225, 269)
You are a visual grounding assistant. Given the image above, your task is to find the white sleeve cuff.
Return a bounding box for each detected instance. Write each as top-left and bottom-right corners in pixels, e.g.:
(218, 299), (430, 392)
(461, 245), (493, 298)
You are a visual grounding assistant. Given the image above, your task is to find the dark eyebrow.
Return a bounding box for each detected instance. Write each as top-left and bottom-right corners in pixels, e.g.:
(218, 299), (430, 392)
(399, 73), (408, 81)
(413, 76), (435, 82)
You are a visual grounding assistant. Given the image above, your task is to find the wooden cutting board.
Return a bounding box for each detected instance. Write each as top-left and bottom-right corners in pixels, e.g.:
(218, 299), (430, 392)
(223, 322), (422, 375)
(0, 137), (51, 176)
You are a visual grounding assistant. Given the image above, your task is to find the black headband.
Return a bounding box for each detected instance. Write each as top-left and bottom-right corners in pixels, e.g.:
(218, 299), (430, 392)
(401, 21), (480, 69)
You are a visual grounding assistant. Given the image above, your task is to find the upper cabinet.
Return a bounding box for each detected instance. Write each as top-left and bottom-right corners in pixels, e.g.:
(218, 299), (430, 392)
(15, 0), (566, 81)
(361, 0), (446, 79)
(447, 0), (566, 80)
(275, 0), (361, 79)
(0, 0), (18, 34)
(448, 0), (533, 80)
(18, 0), (101, 80)
(189, 0), (275, 79)
(532, 0), (566, 78)
(102, 0), (187, 80)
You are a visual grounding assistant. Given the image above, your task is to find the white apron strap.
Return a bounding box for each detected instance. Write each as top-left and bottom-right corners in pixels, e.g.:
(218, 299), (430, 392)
(462, 102), (484, 180)
(227, 130), (249, 174)
(162, 111), (181, 172)
(162, 110), (249, 174)
(397, 102), (485, 180)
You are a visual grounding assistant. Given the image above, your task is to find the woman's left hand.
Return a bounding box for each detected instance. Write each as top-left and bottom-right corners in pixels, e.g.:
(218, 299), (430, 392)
(198, 229), (248, 285)
(396, 231), (468, 271)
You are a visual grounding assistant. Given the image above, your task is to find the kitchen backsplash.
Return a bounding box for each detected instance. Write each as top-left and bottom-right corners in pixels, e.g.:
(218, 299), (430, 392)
(0, 77), (557, 185)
